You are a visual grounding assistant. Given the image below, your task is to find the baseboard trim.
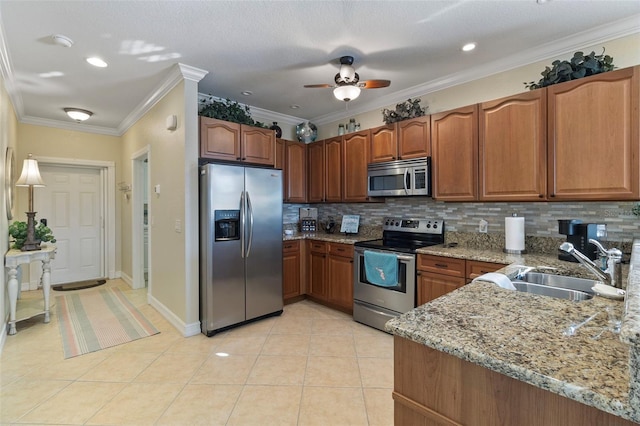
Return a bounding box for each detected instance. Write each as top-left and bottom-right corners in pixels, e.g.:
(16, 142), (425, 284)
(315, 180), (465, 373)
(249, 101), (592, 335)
(120, 271), (133, 287)
(147, 293), (201, 337)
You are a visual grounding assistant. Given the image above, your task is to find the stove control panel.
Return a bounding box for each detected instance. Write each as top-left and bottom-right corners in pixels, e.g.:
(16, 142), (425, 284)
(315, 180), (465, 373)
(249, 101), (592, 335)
(382, 217), (444, 234)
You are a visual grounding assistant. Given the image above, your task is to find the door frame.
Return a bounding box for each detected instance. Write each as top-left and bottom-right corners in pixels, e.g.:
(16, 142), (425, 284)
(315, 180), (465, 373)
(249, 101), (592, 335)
(131, 146), (151, 290)
(35, 156), (116, 280)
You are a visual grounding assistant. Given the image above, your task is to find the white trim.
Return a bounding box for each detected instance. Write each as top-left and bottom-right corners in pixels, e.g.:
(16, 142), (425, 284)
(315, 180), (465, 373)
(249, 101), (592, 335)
(131, 146), (150, 290)
(0, 8), (23, 118)
(117, 63), (207, 135)
(120, 270), (133, 287)
(34, 156), (116, 280)
(20, 116), (120, 137)
(148, 292), (200, 337)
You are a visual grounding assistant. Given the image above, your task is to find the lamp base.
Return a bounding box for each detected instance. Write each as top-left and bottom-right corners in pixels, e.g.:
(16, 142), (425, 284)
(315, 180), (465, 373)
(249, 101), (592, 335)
(21, 211), (41, 251)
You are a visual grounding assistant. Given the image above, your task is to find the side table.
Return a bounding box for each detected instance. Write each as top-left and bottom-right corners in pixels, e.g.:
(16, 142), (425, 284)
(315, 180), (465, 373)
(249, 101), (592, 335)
(5, 244), (57, 335)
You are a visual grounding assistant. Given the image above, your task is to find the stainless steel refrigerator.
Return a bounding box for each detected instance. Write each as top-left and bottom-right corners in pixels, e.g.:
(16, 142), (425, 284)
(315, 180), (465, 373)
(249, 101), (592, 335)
(199, 163), (283, 336)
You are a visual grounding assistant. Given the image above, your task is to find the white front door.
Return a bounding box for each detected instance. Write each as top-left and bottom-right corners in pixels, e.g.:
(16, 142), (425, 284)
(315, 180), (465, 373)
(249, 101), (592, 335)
(34, 165), (104, 284)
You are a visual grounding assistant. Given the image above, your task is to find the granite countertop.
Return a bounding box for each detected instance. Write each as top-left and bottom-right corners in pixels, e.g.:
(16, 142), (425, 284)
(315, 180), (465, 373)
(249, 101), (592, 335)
(283, 231), (379, 245)
(387, 241), (640, 422)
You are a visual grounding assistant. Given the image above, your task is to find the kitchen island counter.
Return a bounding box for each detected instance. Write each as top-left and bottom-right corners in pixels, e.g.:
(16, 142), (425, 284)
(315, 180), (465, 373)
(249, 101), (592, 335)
(387, 240), (640, 423)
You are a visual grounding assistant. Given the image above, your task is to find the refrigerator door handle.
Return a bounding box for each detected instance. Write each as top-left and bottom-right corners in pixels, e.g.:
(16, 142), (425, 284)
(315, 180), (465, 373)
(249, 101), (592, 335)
(240, 191), (246, 258)
(246, 191), (254, 257)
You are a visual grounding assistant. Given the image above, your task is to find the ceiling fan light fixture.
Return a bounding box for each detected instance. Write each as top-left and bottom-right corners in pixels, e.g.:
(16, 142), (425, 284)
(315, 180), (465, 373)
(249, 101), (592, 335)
(64, 108), (93, 121)
(339, 64), (356, 82)
(334, 85), (361, 102)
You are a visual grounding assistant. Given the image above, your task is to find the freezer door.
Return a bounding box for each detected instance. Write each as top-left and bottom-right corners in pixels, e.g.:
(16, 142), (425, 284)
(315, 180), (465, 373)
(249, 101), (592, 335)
(244, 168), (283, 320)
(200, 163), (246, 333)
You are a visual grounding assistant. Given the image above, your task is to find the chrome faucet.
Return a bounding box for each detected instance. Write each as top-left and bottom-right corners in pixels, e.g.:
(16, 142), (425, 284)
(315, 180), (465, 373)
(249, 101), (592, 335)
(559, 240), (623, 289)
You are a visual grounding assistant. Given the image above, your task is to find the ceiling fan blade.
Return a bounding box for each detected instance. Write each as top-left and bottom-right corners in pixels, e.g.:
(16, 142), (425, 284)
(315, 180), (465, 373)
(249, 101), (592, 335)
(360, 79), (391, 89)
(304, 83), (334, 88)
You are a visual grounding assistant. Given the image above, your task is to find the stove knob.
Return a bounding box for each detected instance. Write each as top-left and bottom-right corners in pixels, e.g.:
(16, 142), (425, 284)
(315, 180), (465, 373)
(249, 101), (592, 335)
(433, 223), (438, 229)
(395, 221), (400, 226)
(426, 224), (431, 228)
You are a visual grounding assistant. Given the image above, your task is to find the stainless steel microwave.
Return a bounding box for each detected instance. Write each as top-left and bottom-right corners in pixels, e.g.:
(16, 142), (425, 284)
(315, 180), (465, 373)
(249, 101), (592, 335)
(367, 157), (431, 197)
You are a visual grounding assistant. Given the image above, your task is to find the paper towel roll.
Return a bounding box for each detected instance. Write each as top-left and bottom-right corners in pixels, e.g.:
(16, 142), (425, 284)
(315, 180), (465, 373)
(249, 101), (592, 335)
(505, 216), (525, 253)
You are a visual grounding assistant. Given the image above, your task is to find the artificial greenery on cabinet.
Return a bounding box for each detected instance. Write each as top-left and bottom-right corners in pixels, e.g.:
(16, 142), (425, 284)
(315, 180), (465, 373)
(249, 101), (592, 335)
(524, 49), (615, 90)
(381, 98), (428, 125)
(199, 96), (267, 128)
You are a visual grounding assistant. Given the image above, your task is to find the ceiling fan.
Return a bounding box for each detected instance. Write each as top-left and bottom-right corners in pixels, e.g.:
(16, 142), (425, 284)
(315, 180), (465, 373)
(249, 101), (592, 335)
(304, 56), (390, 102)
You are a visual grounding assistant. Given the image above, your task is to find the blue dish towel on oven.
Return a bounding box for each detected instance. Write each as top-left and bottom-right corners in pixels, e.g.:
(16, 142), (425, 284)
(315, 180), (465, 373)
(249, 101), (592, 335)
(364, 250), (398, 287)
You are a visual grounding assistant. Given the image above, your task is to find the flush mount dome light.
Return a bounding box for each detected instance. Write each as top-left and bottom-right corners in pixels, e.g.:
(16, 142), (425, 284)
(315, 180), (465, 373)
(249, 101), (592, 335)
(333, 85), (361, 102)
(462, 42), (477, 52)
(64, 108), (93, 121)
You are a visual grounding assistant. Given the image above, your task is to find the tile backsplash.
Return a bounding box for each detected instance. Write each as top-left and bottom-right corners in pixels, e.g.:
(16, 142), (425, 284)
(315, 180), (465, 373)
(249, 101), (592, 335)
(285, 199), (640, 245)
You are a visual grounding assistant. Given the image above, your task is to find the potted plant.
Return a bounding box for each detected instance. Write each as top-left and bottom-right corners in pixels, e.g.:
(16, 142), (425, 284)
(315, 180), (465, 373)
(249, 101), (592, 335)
(199, 96), (267, 128)
(381, 98), (427, 124)
(8, 221), (56, 250)
(524, 49), (615, 90)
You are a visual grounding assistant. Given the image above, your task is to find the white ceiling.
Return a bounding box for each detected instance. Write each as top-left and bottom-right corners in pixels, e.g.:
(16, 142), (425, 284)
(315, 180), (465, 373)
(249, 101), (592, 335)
(1, 1), (639, 136)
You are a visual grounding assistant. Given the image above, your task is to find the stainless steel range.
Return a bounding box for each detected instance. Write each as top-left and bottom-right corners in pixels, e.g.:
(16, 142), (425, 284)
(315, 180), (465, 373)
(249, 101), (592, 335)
(353, 217), (445, 332)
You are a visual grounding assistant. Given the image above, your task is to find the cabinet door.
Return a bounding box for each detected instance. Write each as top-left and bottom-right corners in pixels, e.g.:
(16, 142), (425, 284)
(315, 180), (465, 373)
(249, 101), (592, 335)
(417, 271), (466, 306)
(242, 126), (275, 166)
(466, 260), (507, 283)
(327, 253), (354, 311)
(431, 105), (478, 201)
(480, 90), (547, 201)
(307, 141), (325, 202)
(370, 124), (397, 163)
(548, 66), (639, 200)
(325, 137), (343, 202)
(343, 130), (370, 202)
(199, 117), (241, 161)
(283, 241), (301, 301)
(285, 141), (307, 203)
(397, 115), (431, 159)
(307, 241), (327, 301)
(275, 138), (285, 170)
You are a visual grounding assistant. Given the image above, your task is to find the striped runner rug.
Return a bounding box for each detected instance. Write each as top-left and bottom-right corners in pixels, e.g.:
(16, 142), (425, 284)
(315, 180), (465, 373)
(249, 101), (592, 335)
(55, 287), (159, 358)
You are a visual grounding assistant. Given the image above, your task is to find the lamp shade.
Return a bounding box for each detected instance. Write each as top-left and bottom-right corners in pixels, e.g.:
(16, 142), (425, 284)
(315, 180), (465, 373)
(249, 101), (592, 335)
(16, 155), (45, 187)
(333, 85), (361, 102)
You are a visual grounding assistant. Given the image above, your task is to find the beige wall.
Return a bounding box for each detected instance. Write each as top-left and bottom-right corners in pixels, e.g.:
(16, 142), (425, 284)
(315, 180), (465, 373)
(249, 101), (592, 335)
(317, 33), (640, 138)
(121, 81), (196, 328)
(15, 123), (123, 277)
(1, 74), (19, 340)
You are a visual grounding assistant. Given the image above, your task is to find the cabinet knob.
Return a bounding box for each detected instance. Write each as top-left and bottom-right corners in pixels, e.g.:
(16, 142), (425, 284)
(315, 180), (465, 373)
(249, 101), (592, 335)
(550, 193), (555, 198)
(539, 194), (544, 198)
(242, 157), (246, 160)
(416, 271), (421, 276)
(236, 157), (241, 160)
(435, 263), (448, 268)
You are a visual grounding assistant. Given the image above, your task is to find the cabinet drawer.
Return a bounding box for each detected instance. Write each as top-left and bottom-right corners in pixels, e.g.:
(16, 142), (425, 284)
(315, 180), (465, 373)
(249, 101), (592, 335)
(417, 254), (465, 278)
(328, 243), (354, 258)
(466, 260), (507, 280)
(308, 240), (327, 254)
(283, 240), (300, 253)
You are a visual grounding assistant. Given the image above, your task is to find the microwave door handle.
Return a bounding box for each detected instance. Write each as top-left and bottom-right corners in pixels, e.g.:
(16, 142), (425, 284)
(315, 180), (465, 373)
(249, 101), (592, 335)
(239, 191), (245, 258)
(403, 168), (410, 195)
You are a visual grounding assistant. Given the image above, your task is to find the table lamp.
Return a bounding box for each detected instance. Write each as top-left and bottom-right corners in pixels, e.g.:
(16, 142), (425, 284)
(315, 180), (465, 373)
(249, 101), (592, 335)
(15, 153), (45, 251)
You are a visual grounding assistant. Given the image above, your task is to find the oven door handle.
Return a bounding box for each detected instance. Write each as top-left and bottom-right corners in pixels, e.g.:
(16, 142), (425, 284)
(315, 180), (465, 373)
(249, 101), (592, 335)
(356, 249), (414, 263)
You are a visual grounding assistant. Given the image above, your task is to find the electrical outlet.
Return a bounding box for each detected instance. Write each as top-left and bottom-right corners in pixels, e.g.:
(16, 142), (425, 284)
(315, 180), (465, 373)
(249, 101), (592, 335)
(175, 219), (182, 233)
(479, 219), (488, 233)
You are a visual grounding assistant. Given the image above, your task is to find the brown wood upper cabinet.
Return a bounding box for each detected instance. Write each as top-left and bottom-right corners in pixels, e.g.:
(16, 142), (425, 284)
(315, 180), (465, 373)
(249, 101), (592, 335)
(199, 116), (275, 166)
(307, 140), (325, 203)
(479, 90), (547, 201)
(307, 137), (342, 203)
(547, 66), (639, 200)
(431, 105), (479, 201)
(369, 116), (430, 163)
(284, 140), (306, 203)
(342, 130), (370, 202)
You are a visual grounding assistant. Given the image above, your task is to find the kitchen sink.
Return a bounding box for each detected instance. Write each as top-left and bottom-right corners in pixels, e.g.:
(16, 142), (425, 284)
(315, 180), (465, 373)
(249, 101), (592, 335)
(509, 271), (599, 301)
(511, 281), (594, 301)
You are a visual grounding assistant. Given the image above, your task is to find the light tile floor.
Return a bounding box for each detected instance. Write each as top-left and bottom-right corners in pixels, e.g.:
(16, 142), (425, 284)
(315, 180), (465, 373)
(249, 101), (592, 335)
(1, 279), (394, 425)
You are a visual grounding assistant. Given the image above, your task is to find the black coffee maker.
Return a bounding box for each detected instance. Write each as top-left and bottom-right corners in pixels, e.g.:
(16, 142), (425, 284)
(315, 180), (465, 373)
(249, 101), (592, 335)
(558, 219), (607, 262)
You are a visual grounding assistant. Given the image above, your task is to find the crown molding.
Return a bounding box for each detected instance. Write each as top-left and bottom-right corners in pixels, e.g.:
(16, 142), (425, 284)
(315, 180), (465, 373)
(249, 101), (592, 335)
(312, 14), (640, 125)
(0, 8), (23, 117)
(117, 63), (208, 134)
(20, 115), (121, 136)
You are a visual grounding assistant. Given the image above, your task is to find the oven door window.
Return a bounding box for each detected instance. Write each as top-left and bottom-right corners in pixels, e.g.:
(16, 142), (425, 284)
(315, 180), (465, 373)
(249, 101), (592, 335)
(359, 256), (407, 293)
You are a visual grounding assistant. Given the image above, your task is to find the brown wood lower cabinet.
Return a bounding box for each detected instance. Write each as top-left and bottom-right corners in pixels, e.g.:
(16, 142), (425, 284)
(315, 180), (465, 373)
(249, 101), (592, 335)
(283, 240), (301, 303)
(394, 336), (635, 426)
(327, 243), (354, 313)
(417, 254), (506, 306)
(307, 241), (328, 301)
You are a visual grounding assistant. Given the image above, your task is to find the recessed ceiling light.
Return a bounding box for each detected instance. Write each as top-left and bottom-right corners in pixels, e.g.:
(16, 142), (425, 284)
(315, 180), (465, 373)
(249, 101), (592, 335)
(86, 57), (108, 68)
(462, 43), (477, 52)
(290, 104), (300, 109)
(241, 90), (253, 96)
(51, 34), (74, 47)
(64, 108), (93, 121)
